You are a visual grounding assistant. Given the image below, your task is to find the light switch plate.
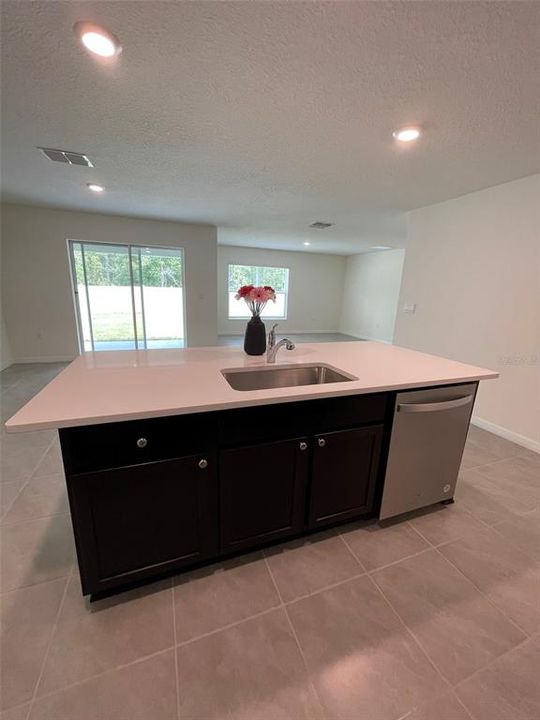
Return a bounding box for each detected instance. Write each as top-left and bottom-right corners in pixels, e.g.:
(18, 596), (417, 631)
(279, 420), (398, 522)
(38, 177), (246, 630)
(403, 303), (416, 314)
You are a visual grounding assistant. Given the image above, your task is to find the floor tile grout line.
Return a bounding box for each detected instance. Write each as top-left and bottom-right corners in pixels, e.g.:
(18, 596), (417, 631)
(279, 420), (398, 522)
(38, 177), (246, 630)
(176, 604), (282, 649)
(282, 605), (327, 717)
(366, 573), (455, 694)
(412, 513), (530, 637)
(452, 632), (533, 693)
(1, 508), (73, 529)
(261, 555), (285, 606)
(25, 565), (74, 720)
(29, 434), (62, 482)
(263, 555), (327, 717)
(0, 567), (73, 596)
(405, 519), (434, 541)
(0, 510), (72, 531)
(488, 520), (539, 562)
(20, 645), (178, 708)
(1, 701), (32, 718)
(0, 478), (30, 523)
(396, 689), (476, 720)
(282, 569), (367, 606)
(462, 451), (534, 472)
(0, 436), (55, 518)
(172, 561), (370, 652)
(405, 522), (437, 548)
(171, 578), (181, 720)
(364, 546), (433, 575)
(453, 692), (476, 720)
(459, 504), (500, 532)
(337, 530), (368, 572)
(432, 545), (532, 639)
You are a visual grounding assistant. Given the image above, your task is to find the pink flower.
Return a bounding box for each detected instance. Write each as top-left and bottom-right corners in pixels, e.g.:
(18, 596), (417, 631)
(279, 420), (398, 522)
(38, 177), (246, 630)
(249, 286), (267, 302)
(234, 284), (254, 300)
(234, 285), (277, 315)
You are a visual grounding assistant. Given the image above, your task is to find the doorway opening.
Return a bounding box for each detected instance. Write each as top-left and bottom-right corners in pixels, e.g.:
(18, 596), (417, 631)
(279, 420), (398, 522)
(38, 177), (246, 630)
(69, 241), (186, 352)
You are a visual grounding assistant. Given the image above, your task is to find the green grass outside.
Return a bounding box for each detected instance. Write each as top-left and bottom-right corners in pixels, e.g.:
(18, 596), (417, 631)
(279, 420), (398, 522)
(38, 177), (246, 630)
(92, 313), (181, 341)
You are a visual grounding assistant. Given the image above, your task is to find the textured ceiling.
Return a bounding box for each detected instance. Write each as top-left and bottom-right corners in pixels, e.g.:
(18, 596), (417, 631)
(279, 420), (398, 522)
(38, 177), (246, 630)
(1, 1), (539, 254)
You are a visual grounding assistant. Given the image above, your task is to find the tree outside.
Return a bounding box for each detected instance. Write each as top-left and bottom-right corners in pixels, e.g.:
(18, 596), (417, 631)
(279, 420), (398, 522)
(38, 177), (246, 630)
(74, 247), (183, 288)
(228, 264), (288, 292)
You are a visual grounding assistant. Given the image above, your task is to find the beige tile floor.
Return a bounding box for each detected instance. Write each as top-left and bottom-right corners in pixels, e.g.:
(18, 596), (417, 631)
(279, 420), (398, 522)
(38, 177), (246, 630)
(1, 363), (539, 720)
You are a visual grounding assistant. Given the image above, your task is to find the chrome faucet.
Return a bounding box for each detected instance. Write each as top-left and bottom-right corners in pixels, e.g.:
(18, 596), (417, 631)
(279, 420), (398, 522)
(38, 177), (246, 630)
(266, 323), (295, 363)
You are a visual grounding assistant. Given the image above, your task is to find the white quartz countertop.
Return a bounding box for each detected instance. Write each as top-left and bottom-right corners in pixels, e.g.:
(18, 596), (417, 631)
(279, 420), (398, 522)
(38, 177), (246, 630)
(5, 342), (498, 432)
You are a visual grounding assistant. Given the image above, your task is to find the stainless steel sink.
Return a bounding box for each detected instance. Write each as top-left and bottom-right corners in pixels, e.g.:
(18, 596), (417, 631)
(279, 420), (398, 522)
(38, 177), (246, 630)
(222, 363), (357, 391)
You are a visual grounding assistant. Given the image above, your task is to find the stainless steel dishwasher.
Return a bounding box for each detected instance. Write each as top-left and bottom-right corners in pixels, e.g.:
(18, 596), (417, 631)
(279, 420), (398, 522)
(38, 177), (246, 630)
(379, 383), (477, 520)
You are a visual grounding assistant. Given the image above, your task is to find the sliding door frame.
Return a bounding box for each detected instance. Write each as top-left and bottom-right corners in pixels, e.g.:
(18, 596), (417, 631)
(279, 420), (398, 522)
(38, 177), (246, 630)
(67, 239), (187, 354)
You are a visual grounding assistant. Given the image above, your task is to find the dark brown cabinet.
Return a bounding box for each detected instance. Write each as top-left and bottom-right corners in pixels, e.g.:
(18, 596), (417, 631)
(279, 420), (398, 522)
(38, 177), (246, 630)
(309, 425), (383, 528)
(68, 454), (218, 595)
(61, 393), (389, 596)
(220, 437), (309, 552)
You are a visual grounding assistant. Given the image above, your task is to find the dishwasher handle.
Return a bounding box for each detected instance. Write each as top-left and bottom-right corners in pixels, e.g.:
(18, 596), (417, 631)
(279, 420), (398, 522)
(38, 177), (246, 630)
(397, 395), (474, 414)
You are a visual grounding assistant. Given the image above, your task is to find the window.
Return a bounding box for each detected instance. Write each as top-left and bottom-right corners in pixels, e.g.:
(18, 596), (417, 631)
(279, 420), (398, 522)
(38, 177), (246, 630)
(69, 241), (185, 352)
(228, 264), (289, 319)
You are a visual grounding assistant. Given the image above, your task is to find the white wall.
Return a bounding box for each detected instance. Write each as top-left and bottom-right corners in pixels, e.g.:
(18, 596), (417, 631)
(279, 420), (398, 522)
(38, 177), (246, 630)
(218, 245), (346, 335)
(339, 249), (405, 343)
(1, 204), (217, 362)
(1, 309), (13, 370)
(394, 174), (540, 451)
(0, 239), (14, 370)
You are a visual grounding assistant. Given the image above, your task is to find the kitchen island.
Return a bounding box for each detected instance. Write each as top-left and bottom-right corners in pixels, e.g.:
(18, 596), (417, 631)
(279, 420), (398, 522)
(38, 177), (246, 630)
(6, 342), (497, 597)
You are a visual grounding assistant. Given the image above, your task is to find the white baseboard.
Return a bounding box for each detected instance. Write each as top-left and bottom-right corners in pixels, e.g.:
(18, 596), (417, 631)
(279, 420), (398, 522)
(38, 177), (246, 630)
(357, 336), (392, 344)
(13, 355), (77, 364)
(471, 415), (540, 454)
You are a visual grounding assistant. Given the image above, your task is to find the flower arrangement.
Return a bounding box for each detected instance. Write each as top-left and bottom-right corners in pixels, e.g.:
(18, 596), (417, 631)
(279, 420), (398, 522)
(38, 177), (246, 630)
(235, 285), (276, 317)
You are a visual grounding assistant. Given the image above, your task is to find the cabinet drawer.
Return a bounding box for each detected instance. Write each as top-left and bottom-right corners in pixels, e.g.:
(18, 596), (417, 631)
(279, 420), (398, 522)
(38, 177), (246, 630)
(312, 394), (388, 431)
(60, 413), (217, 474)
(218, 403), (311, 447)
(219, 394), (389, 447)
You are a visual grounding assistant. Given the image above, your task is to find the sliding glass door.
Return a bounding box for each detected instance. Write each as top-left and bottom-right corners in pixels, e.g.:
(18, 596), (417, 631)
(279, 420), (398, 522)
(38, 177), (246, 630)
(69, 241), (185, 352)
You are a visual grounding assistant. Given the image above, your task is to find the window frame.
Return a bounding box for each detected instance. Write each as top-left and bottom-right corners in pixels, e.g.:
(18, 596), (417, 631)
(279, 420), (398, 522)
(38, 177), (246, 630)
(227, 263), (289, 321)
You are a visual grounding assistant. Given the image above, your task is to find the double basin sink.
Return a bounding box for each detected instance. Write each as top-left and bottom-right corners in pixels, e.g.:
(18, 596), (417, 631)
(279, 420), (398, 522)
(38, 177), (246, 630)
(222, 363), (357, 391)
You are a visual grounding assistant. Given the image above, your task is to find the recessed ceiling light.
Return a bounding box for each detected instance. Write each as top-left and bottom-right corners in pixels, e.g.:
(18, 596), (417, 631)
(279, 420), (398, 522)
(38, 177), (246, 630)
(370, 246), (392, 250)
(392, 126), (422, 143)
(87, 183), (105, 193)
(74, 22), (122, 58)
(303, 241), (311, 246)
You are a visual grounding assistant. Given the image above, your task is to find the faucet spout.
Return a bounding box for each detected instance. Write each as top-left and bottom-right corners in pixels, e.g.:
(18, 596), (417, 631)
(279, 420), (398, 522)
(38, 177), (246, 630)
(266, 336), (295, 363)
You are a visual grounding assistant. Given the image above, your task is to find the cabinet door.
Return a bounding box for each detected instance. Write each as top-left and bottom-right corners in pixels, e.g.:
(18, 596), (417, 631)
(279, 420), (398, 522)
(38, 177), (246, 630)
(68, 455), (217, 594)
(309, 425), (383, 529)
(220, 438), (309, 552)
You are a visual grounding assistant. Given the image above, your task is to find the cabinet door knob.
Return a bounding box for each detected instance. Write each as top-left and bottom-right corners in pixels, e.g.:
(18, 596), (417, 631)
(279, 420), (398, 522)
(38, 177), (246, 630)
(198, 458), (208, 470)
(136, 437), (148, 449)
(318, 438), (326, 448)
(299, 441), (307, 451)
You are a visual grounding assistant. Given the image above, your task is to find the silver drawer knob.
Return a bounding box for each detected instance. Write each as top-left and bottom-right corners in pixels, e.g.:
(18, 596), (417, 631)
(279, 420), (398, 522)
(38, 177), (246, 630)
(318, 438), (326, 448)
(198, 458), (208, 470)
(136, 437), (148, 449)
(299, 441), (307, 451)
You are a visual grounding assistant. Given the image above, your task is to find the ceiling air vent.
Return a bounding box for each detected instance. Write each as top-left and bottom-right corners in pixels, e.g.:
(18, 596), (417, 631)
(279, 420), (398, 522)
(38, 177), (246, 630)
(309, 221), (333, 229)
(38, 147), (94, 167)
